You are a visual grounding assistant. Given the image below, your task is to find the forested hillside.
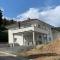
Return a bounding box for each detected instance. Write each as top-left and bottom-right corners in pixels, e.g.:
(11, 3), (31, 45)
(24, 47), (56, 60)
(0, 10), (17, 42)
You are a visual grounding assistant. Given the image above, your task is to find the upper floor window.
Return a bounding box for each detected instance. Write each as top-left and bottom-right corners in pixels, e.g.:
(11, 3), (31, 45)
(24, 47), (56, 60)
(41, 25), (47, 30)
(21, 24), (31, 28)
(38, 24), (41, 28)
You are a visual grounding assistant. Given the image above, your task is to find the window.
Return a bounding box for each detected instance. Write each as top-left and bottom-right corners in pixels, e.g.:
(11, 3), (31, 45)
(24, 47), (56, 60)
(44, 34), (47, 40)
(14, 38), (17, 42)
(23, 24), (31, 28)
(38, 24), (41, 28)
(39, 35), (41, 38)
(49, 37), (51, 41)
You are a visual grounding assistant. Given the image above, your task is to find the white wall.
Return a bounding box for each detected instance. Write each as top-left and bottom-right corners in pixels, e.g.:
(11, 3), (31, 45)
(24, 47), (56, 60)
(8, 30), (24, 46)
(8, 30), (14, 44)
(14, 34), (24, 45)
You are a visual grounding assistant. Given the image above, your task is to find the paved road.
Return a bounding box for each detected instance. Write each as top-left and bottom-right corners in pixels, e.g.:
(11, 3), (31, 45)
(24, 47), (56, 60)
(0, 56), (28, 60)
(0, 44), (31, 60)
(0, 55), (28, 60)
(0, 52), (28, 60)
(0, 56), (20, 60)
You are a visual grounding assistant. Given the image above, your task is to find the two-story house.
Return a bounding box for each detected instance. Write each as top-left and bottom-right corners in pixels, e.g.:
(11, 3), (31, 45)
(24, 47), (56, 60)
(8, 19), (60, 47)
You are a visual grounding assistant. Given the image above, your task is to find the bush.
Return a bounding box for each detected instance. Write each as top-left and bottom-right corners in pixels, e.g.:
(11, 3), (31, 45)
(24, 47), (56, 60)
(0, 31), (8, 42)
(0, 25), (7, 31)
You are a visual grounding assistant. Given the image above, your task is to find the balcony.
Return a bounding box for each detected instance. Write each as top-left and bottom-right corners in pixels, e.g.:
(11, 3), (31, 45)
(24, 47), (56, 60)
(11, 26), (49, 34)
(34, 27), (49, 34)
(11, 27), (34, 33)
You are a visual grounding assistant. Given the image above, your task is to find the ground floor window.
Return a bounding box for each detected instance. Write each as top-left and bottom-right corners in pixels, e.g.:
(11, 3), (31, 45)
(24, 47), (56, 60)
(43, 34), (47, 44)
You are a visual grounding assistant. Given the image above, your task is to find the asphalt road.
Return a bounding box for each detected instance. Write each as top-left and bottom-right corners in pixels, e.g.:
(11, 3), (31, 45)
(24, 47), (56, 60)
(0, 52), (28, 60)
(0, 56), (29, 60)
(0, 56), (20, 60)
(0, 44), (30, 60)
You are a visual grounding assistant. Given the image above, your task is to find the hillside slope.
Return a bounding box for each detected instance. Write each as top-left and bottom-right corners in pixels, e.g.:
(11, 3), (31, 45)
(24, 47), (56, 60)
(41, 39), (60, 54)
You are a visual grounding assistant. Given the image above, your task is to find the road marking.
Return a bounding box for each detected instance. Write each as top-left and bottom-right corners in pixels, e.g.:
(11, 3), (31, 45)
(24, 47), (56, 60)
(0, 51), (17, 57)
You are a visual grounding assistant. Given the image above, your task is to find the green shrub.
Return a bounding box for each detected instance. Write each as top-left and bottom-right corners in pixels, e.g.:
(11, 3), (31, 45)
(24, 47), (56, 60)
(0, 31), (8, 42)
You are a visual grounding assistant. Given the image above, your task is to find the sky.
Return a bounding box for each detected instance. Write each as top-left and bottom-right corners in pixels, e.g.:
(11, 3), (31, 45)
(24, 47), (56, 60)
(0, 0), (60, 27)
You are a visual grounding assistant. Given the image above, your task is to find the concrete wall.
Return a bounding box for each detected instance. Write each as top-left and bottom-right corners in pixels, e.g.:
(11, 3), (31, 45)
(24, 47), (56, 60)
(8, 30), (24, 46)
(14, 34), (24, 45)
(8, 30), (14, 44)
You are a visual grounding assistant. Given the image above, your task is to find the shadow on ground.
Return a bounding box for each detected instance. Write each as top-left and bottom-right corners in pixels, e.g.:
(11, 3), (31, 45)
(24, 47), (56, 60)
(26, 53), (60, 59)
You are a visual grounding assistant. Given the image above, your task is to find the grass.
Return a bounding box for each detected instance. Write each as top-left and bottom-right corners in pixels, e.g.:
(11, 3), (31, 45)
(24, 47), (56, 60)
(15, 39), (60, 60)
(16, 51), (60, 60)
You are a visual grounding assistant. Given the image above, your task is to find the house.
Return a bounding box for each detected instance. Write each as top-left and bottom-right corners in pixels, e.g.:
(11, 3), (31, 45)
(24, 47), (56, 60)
(8, 19), (60, 47)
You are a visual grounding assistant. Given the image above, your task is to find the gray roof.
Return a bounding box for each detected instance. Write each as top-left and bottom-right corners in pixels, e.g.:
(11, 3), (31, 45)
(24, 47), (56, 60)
(6, 18), (54, 29)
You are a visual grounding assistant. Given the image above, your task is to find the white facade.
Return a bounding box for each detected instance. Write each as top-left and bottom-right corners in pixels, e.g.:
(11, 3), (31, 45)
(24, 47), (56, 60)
(8, 19), (58, 47)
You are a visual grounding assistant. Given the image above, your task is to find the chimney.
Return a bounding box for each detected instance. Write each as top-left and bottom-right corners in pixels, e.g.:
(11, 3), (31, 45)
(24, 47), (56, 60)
(18, 22), (21, 29)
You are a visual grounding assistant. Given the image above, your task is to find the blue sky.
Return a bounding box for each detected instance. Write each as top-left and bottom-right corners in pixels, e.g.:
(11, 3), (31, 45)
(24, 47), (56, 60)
(0, 0), (60, 18)
(0, 0), (60, 26)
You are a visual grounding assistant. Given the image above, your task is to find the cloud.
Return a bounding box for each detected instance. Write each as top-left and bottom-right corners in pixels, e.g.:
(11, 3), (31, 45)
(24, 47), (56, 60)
(0, 7), (4, 12)
(40, 6), (60, 26)
(17, 8), (41, 20)
(17, 6), (60, 27)
(2, 16), (12, 20)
